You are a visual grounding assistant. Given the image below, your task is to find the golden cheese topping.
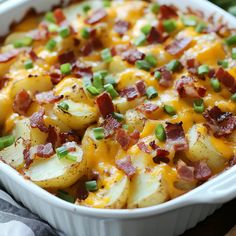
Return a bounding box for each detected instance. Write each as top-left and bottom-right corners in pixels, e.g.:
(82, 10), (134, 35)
(0, 0), (235, 209)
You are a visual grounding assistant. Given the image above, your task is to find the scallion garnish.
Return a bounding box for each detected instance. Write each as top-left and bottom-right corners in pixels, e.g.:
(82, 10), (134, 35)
(155, 124), (166, 142)
(86, 85), (100, 96)
(48, 24), (59, 33)
(59, 26), (71, 38)
(193, 99), (205, 113)
(163, 19), (177, 33)
(146, 86), (158, 99)
(81, 27), (90, 39)
(112, 112), (124, 122)
(134, 34), (146, 46)
(60, 63), (72, 75)
(150, 3), (160, 14)
(57, 190), (75, 203)
(145, 54), (157, 67)
(66, 153), (77, 162)
(0, 135), (15, 150)
(195, 22), (207, 33)
(93, 72), (104, 91)
(104, 83), (118, 98)
(46, 39), (57, 51)
(217, 60), (228, 69)
(104, 74), (116, 86)
(166, 60), (181, 72)
(24, 60), (34, 70)
(56, 146), (69, 159)
(141, 24), (152, 35)
(85, 180), (98, 192)
(154, 71), (162, 80)
(210, 78), (221, 92)
(198, 64), (209, 75)
(232, 48), (236, 59)
(231, 93), (236, 102)
(58, 101), (69, 112)
(93, 127), (105, 140)
(13, 36), (33, 48)
(163, 105), (176, 116)
(82, 4), (91, 13)
(45, 12), (56, 23)
(135, 60), (151, 71)
(225, 35), (236, 46)
(101, 48), (113, 62)
(181, 15), (198, 27)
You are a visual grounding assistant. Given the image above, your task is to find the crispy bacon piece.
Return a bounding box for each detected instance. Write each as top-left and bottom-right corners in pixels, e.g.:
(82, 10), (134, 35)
(137, 141), (151, 153)
(203, 106), (236, 137)
(49, 70), (63, 85)
(59, 131), (81, 145)
(121, 48), (145, 64)
(159, 5), (178, 20)
(36, 143), (54, 158)
(58, 51), (76, 65)
(153, 156), (170, 164)
(177, 160), (195, 182)
(73, 62), (93, 79)
(80, 42), (93, 56)
(96, 92), (114, 118)
(13, 89), (32, 115)
(30, 108), (48, 133)
(120, 87), (139, 101)
(166, 122), (188, 151)
(47, 126), (58, 148)
(28, 49), (39, 61)
(193, 161), (212, 181)
(155, 67), (173, 88)
(175, 76), (206, 98)
(186, 58), (199, 75)
(137, 103), (159, 115)
(116, 129), (130, 151)
(54, 8), (66, 24)
(129, 129), (140, 145)
(23, 142), (32, 169)
(85, 9), (107, 25)
(28, 25), (48, 41)
(114, 20), (130, 35)
(165, 37), (192, 56)
(146, 27), (166, 44)
(215, 67), (236, 93)
(35, 91), (63, 104)
(135, 80), (146, 96)
(149, 140), (170, 159)
(63, 142), (76, 152)
(0, 77), (8, 90)
(102, 115), (122, 137)
(115, 156), (136, 177)
(0, 49), (18, 63)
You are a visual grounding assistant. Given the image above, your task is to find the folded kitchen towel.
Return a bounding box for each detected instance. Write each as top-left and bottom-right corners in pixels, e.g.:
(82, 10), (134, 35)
(0, 189), (58, 236)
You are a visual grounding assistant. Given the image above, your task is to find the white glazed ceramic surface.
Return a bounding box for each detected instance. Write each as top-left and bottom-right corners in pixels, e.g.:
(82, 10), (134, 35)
(0, 1), (236, 236)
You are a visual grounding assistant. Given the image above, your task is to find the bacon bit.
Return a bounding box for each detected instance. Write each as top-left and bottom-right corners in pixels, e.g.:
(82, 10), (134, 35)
(63, 142), (76, 152)
(155, 67), (173, 88)
(54, 8), (66, 24)
(111, 44), (129, 56)
(58, 51), (76, 65)
(36, 143), (54, 158)
(0, 49), (18, 63)
(35, 91), (63, 104)
(73, 62), (93, 79)
(165, 37), (192, 56)
(28, 25), (48, 41)
(130, 129), (140, 145)
(186, 58), (199, 75)
(30, 108), (48, 133)
(159, 5), (178, 20)
(28, 49), (39, 61)
(153, 156), (170, 164)
(76, 178), (89, 200)
(137, 141), (151, 153)
(102, 115), (122, 137)
(149, 140), (170, 159)
(120, 87), (139, 101)
(13, 89), (32, 115)
(96, 92), (114, 118)
(121, 48), (145, 64)
(166, 122), (188, 151)
(91, 37), (103, 50)
(146, 27), (167, 44)
(203, 106), (236, 137)
(149, 140), (158, 150)
(215, 67), (236, 94)
(0, 77), (9, 90)
(80, 42), (93, 56)
(114, 20), (130, 35)
(85, 9), (107, 25)
(47, 126), (58, 148)
(135, 80), (146, 96)
(23, 143), (32, 169)
(115, 129), (131, 151)
(49, 69), (63, 85)
(137, 103), (159, 115)
(115, 156), (136, 177)
(193, 161), (212, 181)
(175, 76), (206, 98)
(177, 160), (195, 182)
(59, 131), (80, 145)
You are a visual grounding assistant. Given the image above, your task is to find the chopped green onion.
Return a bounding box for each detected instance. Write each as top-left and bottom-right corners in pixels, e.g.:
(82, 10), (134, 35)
(93, 72), (104, 91)
(60, 63), (72, 75)
(122, 124), (129, 130)
(13, 36), (33, 48)
(141, 24), (152, 35)
(93, 127), (105, 140)
(163, 19), (177, 33)
(181, 15), (198, 26)
(217, 60), (228, 69)
(57, 101), (69, 112)
(150, 3), (160, 14)
(59, 26), (71, 38)
(210, 78), (221, 92)
(82, 4), (91, 13)
(193, 99), (205, 113)
(104, 74), (116, 86)
(83, 76), (92, 88)
(46, 39), (57, 51)
(56, 146), (68, 159)
(146, 86), (158, 99)
(45, 12), (55, 23)
(195, 22), (207, 33)
(166, 60), (181, 72)
(198, 64), (209, 75)
(57, 190), (75, 203)
(85, 180), (98, 192)
(81, 27), (90, 39)
(86, 85), (100, 96)
(225, 35), (236, 46)
(66, 153), (77, 162)
(104, 83), (119, 98)
(135, 60), (151, 71)
(231, 93), (236, 102)
(155, 124), (166, 142)
(24, 60), (34, 70)
(103, 0), (111, 7)
(154, 71), (162, 80)
(163, 105), (176, 116)
(112, 112), (124, 122)
(48, 24), (59, 33)
(145, 54), (157, 67)
(134, 34), (146, 46)
(101, 48), (112, 62)
(0, 135), (15, 150)
(232, 48), (236, 59)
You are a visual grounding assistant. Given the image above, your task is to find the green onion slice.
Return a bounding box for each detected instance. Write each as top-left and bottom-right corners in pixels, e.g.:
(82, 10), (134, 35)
(163, 105), (176, 116)
(57, 190), (75, 203)
(56, 146), (69, 159)
(210, 78), (221, 92)
(93, 127), (105, 140)
(146, 86), (158, 99)
(104, 83), (119, 98)
(155, 124), (166, 142)
(0, 135), (15, 150)
(193, 99), (205, 113)
(85, 180), (98, 192)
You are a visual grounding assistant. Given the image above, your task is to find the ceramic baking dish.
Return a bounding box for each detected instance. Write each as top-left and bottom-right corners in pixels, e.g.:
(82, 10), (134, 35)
(0, 0), (236, 235)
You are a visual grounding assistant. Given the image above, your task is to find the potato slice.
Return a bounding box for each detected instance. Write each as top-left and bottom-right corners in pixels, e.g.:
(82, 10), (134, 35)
(78, 163), (129, 209)
(128, 166), (168, 208)
(24, 143), (86, 188)
(54, 99), (98, 130)
(0, 138), (25, 168)
(0, 94), (12, 125)
(125, 109), (145, 132)
(13, 118), (47, 145)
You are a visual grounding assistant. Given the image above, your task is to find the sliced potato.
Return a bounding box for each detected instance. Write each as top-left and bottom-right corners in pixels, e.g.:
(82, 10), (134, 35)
(54, 99), (98, 130)
(0, 94), (12, 125)
(78, 163), (129, 209)
(125, 109), (146, 132)
(24, 143), (86, 188)
(0, 138), (25, 168)
(109, 56), (128, 73)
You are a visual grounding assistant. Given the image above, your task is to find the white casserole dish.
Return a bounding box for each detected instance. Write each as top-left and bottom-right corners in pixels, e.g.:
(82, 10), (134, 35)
(0, 0), (236, 235)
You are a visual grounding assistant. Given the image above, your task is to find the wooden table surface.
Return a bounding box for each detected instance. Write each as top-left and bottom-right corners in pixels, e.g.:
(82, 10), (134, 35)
(181, 198), (236, 236)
